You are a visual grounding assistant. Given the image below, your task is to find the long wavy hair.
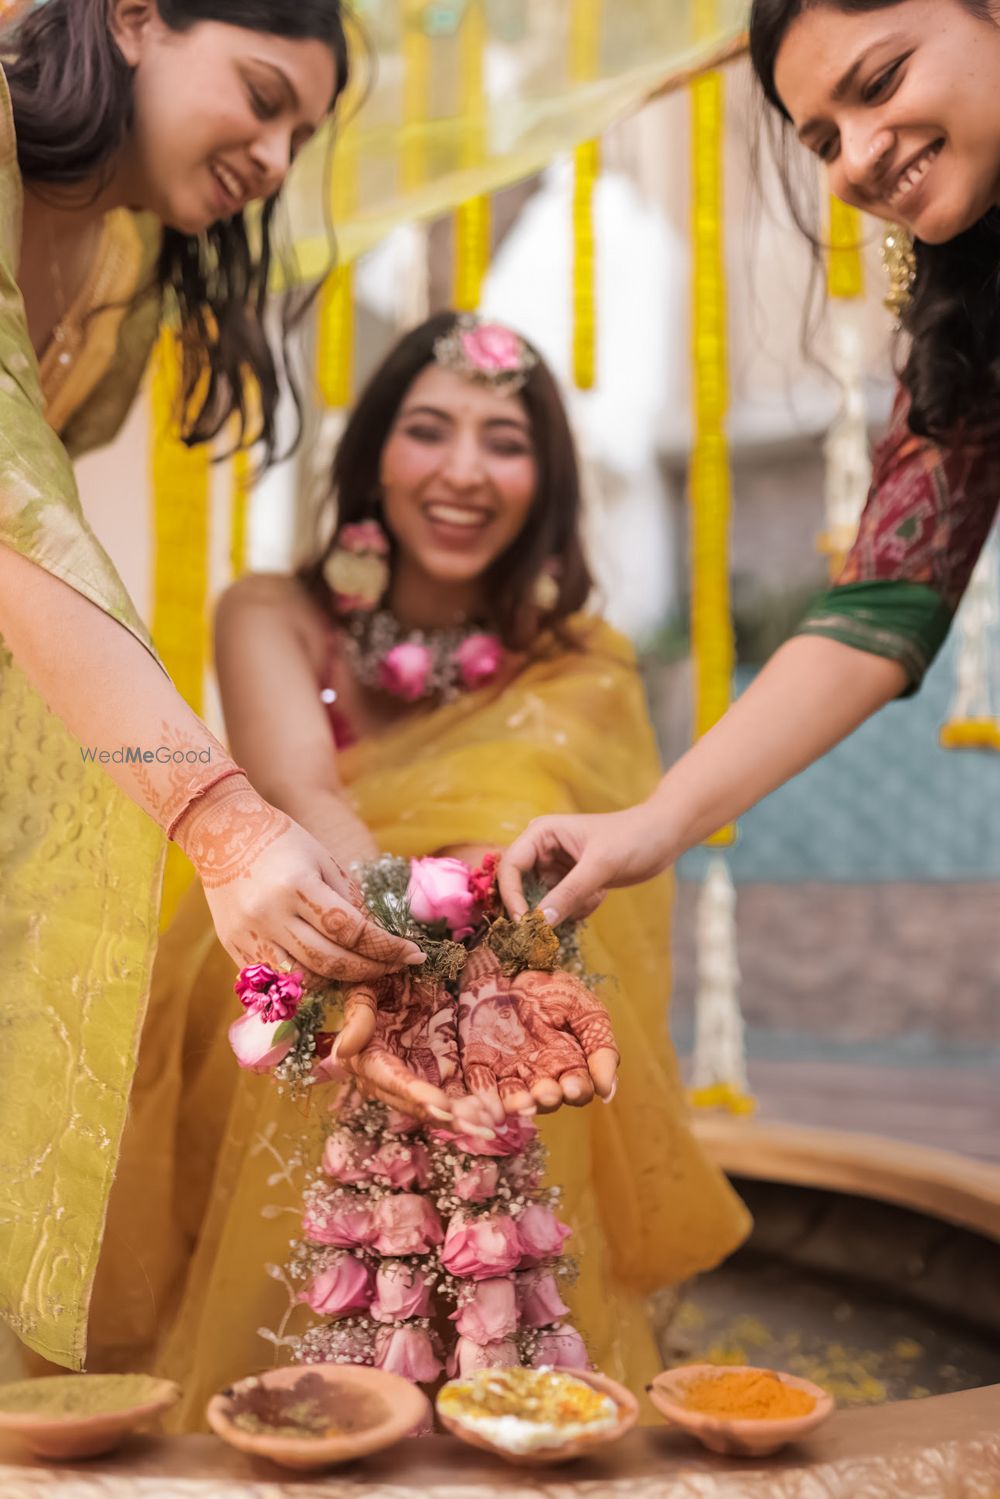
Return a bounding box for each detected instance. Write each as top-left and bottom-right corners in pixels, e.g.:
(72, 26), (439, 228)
(300, 313), (594, 650)
(3, 0), (351, 467)
(750, 0), (1000, 441)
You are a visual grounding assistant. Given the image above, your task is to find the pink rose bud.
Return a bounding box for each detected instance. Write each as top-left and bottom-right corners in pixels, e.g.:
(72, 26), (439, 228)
(298, 1253), (373, 1316)
(453, 1159), (500, 1203)
(448, 1335), (521, 1377)
(516, 1202), (572, 1266)
(373, 1324), (443, 1384)
(373, 1193), (443, 1257)
(322, 1130), (375, 1186)
(454, 633), (504, 691)
(303, 1195), (377, 1249)
(433, 1115), (537, 1160)
(227, 1011), (296, 1073)
(378, 641), (432, 702)
(451, 1277), (519, 1344)
(515, 1268), (571, 1329)
(371, 1261), (434, 1323)
(405, 856), (478, 936)
(441, 1211), (521, 1280)
(234, 964), (304, 1021)
(369, 1140), (431, 1191)
(531, 1323), (590, 1370)
(461, 324), (524, 374)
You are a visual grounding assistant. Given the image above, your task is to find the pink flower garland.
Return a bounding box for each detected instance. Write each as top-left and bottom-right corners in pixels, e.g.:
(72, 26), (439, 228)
(289, 1091), (589, 1393)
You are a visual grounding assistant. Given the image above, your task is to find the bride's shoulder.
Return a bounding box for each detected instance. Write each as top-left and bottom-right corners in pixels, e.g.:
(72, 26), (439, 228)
(216, 572), (333, 653)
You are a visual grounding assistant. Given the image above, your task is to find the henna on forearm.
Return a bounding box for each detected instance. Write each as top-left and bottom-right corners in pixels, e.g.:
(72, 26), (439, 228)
(171, 775), (291, 887)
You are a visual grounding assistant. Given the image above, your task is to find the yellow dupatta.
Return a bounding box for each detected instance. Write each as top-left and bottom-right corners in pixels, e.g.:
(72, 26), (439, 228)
(337, 618), (751, 1298)
(0, 65), (167, 1369)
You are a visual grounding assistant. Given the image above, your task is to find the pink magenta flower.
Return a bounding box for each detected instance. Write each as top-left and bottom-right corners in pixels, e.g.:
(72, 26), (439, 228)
(448, 1335), (520, 1378)
(373, 1193), (443, 1257)
(460, 323), (524, 374)
(371, 1261), (434, 1323)
(298, 1254), (373, 1316)
(339, 520), (390, 555)
(406, 856), (478, 937)
(453, 633), (503, 691)
(452, 1159), (500, 1204)
(369, 1140), (431, 1191)
(322, 1130), (375, 1186)
(531, 1324), (590, 1370)
(373, 1325), (443, 1384)
(234, 963), (304, 1023)
(378, 641), (432, 702)
(515, 1268), (571, 1329)
(516, 1202), (572, 1267)
(434, 1115), (536, 1160)
(441, 1210), (521, 1280)
(303, 1195), (377, 1249)
(227, 1012), (296, 1073)
(451, 1277), (519, 1344)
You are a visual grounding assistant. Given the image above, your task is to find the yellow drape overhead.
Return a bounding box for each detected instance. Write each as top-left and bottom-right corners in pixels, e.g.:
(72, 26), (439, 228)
(284, 0), (747, 279)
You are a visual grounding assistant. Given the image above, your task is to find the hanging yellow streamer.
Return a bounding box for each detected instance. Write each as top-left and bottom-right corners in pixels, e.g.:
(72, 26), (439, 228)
(569, 0), (601, 389)
(402, 0), (431, 196)
(150, 328), (212, 927)
(689, 64), (735, 848)
(826, 195), (865, 300)
(453, 0), (491, 311)
(231, 444), (251, 580)
(317, 262), (355, 409)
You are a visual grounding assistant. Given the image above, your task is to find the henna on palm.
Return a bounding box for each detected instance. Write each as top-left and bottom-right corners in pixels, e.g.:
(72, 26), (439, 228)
(458, 948), (618, 1104)
(332, 973), (461, 1120)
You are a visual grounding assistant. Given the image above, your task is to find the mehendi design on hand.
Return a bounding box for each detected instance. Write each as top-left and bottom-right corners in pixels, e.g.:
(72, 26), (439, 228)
(332, 973), (460, 1118)
(172, 777), (291, 888)
(131, 723), (234, 829)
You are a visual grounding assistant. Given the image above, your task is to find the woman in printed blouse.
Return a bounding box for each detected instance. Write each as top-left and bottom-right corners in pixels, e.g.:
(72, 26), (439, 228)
(499, 0), (1000, 921)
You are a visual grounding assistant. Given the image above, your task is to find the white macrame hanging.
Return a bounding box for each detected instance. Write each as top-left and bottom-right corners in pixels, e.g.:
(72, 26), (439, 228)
(941, 521), (1000, 748)
(820, 300), (871, 568)
(690, 855), (754, 1113)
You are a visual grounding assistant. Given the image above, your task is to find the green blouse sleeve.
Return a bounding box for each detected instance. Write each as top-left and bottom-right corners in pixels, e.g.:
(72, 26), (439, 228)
(795, 389), (1000, 691)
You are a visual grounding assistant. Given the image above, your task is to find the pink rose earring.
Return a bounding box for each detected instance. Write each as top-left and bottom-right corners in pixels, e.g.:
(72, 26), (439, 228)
(323, 519), (391, 616)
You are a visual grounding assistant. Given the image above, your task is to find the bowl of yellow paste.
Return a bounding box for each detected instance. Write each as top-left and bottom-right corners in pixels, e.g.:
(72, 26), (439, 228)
(648, 1364), (834, 1457)
(0, 1373), (180, 1460)
(437, 1365), (638, 1465)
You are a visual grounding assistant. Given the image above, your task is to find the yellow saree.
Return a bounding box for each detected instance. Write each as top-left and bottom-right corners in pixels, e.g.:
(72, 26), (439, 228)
(0, 59), (167, 1369)
(90, 619), (750, 1428)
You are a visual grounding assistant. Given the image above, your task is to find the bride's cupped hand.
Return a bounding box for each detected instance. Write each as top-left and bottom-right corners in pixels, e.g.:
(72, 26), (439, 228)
(498, 805), (673, 926)
(457, 947), (619, 1120)
(323, 971), (497, 1133)
(173, 775), (425, 984)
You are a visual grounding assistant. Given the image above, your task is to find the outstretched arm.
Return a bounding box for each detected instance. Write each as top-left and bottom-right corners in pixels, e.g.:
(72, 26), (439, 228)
(499, 635), (905, 921)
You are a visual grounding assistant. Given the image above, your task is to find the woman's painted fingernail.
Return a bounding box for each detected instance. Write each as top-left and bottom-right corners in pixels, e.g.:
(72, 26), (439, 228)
(406, 952), (427, 965)
(428, 1105), (453, 1124)
(462, 1121), (497, 1141)
(518, 1106), (538, 1119)
(601, 1077), (619, 1105)
(541, 906), (559, 926)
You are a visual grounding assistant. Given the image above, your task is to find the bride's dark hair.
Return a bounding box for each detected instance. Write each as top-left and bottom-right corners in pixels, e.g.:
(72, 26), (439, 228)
(300, 312), (594, 651)
(750, 0), (1000, 441)
(3, 0), (351, 468)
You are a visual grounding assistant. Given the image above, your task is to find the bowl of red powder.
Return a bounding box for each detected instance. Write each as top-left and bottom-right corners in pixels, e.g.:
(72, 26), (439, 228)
(647, 1364), (834, 1457)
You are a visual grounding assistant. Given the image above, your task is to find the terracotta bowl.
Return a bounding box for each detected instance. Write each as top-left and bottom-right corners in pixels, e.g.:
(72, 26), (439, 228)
(437, 1365), (638, 1466)
(0, 1374), (180, 1461)
(206, 1363), (429, 1471)
(648, 1364), (834, 1457)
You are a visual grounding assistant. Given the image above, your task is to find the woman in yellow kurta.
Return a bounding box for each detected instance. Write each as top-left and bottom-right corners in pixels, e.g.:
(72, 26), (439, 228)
(90, 312), (750, 1428)
(0, 0), (425, 1376)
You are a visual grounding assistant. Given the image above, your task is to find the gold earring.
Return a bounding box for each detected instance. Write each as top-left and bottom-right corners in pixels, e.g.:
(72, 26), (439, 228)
(881, 224), (917, 323)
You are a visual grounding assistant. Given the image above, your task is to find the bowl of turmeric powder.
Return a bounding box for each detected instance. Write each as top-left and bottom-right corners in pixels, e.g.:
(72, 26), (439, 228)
(647, 1365), (834, 1457)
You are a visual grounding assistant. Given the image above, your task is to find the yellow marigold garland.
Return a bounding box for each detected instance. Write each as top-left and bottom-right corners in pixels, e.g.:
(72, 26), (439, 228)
(569, 0), (601, 390)
(150, 328), (211, 926)
(453, 0), (491, 311)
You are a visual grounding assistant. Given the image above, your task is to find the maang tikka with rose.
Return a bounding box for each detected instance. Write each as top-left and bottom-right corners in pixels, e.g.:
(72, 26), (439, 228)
(228, 847), (620, 1394)
(320, 316), (560, 707)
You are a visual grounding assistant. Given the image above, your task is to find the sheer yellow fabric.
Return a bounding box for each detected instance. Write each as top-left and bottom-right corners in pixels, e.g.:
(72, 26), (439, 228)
(285, 0), (747, 277)
(0, 61), (166, 1369)
(90, 618), (750, 1426)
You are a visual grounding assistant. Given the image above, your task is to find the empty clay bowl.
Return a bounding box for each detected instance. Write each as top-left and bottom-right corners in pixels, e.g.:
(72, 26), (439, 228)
(437, 1365), (638, 1466)
(206, 1363), (429, 1471)
(648, 1364), (834, 1457)
(0, 1374), (180, 1460)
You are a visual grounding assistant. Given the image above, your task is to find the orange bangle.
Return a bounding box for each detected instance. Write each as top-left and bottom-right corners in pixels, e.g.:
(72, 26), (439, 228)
(166, 766), (249, 841)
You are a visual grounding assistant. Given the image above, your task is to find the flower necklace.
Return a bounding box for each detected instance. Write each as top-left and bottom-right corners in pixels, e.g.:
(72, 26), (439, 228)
(343, 608), (505, 705)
